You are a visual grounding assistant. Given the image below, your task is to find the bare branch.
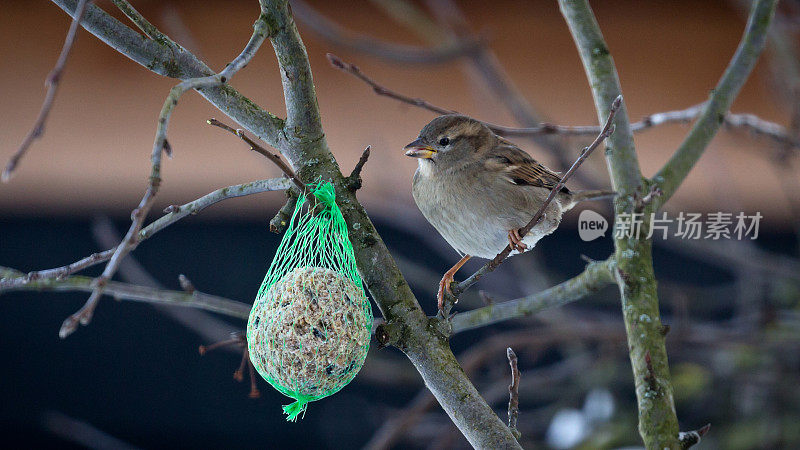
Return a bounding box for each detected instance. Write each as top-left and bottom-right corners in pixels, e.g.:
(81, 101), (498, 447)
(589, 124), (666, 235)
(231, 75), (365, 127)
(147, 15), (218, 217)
(327, 50), (798, 152)
(721, 110), (800, 150)
(327, 53), (455, 115)
(291, 0), (483, 64)
(269, 191), (298, 234)
(260, 1), (520, 445)
(0, 177), (291, 290)
(41, 1), (521, 445)
(199, 335), (242, 356)
(558, 0), (679, 446)
(57, 3), (274, 338)
(506, 347), (521, 439)
(654, 0), (778, 209)
(1, 269), (250, 319)
(450, 259), (615, 334)
(452, 96), (621, 297)
(349, 145), (371, 180)
(109, 0), (175, 44)
(635, 185), (663, 212)
(207, 118), (306, 193)
(2, 0), (91, 182)
(50, 0), (289, 150)
(347, 145), (371, 190)
(178, 274), (195, 294)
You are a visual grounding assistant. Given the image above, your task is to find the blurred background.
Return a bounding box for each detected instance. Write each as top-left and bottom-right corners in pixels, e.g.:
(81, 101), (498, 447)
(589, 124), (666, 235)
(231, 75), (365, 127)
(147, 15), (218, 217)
(1, 0), (799, 448)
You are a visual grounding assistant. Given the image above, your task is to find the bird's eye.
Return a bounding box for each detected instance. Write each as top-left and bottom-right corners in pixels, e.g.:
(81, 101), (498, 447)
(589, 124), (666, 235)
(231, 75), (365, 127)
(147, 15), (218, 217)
(438, 137), (450, 146)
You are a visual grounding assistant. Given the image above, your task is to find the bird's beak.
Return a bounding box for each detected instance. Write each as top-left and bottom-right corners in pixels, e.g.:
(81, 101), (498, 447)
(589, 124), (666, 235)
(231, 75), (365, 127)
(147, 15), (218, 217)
(404, 138), (436, 159)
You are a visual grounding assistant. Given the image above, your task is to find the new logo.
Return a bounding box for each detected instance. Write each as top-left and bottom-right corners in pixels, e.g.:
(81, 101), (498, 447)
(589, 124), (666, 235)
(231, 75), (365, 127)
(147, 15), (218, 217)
(578, 210), (608, 241)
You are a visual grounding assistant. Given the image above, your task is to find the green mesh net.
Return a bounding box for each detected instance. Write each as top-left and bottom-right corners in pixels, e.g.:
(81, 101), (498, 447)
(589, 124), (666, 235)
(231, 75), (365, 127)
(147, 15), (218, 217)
(247, 181), (372, 421)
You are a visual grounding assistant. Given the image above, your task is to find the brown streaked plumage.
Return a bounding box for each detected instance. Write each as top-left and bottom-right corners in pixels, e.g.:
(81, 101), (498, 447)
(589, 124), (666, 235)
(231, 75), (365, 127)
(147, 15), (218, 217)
(404, 114), (613, 311)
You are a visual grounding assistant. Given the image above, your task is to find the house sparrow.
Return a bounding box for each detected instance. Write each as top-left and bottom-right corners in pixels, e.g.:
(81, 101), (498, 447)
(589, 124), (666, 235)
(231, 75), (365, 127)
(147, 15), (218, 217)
(404, 114), (613, 311)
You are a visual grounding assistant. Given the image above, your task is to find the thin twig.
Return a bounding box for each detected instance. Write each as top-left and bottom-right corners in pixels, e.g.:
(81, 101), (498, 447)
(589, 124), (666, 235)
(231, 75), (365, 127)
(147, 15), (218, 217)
(207, 118), (306, 193)
(110, 0), (175, 44)
(506, 347), (521, 439)
(453, 96), (622, 296)
(199, 337), (241, 356)
(58, 6), (273, 338)
(0, 177), (290, 290)
(350, 145), (371, 179)
(1, 270), (251, 319)
(635, 185), (663, 212)
(291, 0), (483, 64)
(2, 0), (91, 182)
(91, 216), (239, 347)
(269, 191), (299, 234)
(327, 53), (455, 115)
(654, 0), (778, 209)
(246, 347), (261, 398)
(347, 145), (372, 190)
(450, 259), (615, 334)
(178, 274), (195, 294)
(328, 52), (799, 149)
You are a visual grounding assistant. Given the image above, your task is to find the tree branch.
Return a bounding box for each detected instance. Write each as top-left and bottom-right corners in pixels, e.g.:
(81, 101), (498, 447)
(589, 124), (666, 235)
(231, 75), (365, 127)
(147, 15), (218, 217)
(207, 118), (306, 193)
(679, 423), (711, 449)
(2, 0), (91, 182)
(109, 0), (175, 44)
(41, 1), (522, 445)
(328, 51), (796, 156)
(346, 145), (371, 190)
(291, 0), (483, 64)
(451, 258), (615, 334)
(261, 2), (519, 446)
(50, 0), (289, 150)
(0, 268), (250, 319)
(0, 178), (291, 290)
(327, 53), (455, 115)
(558, 0), (676, 446)
(57, 0), (275, 338)
(506, 347), (521, 439)
(654, 0), (777, 209)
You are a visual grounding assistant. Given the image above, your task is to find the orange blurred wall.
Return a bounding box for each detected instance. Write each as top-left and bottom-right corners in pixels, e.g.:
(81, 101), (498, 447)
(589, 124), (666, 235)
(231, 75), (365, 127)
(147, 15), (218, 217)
(0, 0), (795, 226)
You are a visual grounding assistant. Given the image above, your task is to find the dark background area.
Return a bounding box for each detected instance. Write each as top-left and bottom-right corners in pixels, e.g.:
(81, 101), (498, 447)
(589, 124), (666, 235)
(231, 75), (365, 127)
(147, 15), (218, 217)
(3, 214), (797, 448)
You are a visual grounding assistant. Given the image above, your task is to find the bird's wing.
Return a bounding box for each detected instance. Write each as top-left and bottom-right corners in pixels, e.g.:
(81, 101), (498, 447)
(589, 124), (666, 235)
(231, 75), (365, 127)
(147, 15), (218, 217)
(484, 144), (570, 193)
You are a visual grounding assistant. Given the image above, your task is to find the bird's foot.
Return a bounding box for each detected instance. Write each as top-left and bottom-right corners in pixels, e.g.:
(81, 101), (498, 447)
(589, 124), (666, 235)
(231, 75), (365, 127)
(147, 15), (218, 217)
(437, 255), (472, 316)
(507, 229), (528, 252)
(437, 273), (455, 315)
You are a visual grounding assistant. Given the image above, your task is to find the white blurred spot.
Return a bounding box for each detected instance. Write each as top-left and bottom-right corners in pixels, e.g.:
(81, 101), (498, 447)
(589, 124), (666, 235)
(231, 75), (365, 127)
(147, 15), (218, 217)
(583, 388), (615, 425)
(546, 409), (588, 449)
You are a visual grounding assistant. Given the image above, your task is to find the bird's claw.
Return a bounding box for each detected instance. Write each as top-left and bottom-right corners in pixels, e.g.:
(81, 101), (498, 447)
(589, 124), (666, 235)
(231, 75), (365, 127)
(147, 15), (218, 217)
(437, 273), (455, 315)
(507, 229), (528, 252)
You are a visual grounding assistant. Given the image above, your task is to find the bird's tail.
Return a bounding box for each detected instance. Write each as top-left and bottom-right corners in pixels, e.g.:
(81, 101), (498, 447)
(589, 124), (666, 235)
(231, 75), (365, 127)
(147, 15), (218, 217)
(564, 189), (616, 210)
